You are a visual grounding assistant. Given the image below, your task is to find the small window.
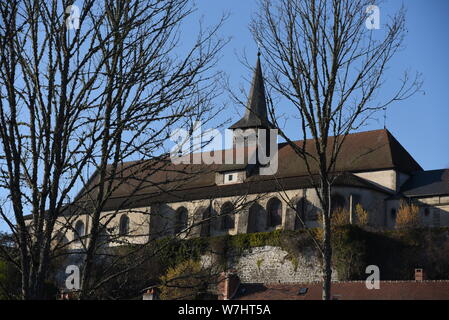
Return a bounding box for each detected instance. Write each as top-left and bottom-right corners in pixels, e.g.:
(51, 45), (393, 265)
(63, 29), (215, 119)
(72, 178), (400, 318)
(224, 173), (236, 184)
(424, 208), (430, 217)
(298, 287), (308, 295)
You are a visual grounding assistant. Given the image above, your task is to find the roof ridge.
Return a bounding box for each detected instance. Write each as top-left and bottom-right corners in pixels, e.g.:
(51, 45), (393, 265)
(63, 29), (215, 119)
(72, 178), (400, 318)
(384, 129), (423, 172)
(261, 280), (449, 285)
(414, 168), (449, 173)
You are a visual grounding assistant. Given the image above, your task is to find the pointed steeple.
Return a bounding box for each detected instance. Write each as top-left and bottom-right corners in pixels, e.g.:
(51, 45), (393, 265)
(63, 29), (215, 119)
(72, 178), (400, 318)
(229, 52), (271, 130)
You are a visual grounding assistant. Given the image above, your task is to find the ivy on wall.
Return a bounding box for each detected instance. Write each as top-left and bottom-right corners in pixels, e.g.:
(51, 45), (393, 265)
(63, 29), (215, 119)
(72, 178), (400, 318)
(84, 225), (449, 298)
(202, 227), (447, 281)
(117, 225), (449, 293)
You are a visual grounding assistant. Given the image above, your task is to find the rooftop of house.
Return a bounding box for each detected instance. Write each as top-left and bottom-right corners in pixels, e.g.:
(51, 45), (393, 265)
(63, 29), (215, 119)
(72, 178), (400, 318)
(71, 129), (422, 209)
(25, 127), (440, 220)
(401, 168), (449, 198)
(234, 281), (449, 300)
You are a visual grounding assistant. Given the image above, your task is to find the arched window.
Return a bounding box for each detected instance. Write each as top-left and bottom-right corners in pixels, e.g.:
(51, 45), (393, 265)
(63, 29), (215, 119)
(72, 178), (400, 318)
(74, 220), (85, 242)
(220, 202), (235, 231)
(197, 207), (211, 237)
(119, 214), (129, 236)
(247, 203), (264, 233)
(295, 198), (307, 229)
(98, 225), (110, 247)
(175, 207), (188, 234)
(267, 198), (282, 228)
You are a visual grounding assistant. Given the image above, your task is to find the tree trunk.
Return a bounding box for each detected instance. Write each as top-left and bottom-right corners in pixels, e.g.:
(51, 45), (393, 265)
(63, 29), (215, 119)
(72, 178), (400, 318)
(320, 175), (332, 300)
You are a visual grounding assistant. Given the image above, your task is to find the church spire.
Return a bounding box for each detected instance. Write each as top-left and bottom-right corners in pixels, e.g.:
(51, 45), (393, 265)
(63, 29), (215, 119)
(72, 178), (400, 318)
(229, 53), (271, 130)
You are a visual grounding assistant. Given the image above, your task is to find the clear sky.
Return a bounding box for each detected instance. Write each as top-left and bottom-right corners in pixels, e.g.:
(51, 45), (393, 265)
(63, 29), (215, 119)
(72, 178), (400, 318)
(190, 0), (449, 171)
(0, 1), (448, 233)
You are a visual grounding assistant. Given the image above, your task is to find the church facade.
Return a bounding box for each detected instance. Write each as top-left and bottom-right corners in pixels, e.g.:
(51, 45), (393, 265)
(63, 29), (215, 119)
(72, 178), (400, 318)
(49, 56), (449, 248)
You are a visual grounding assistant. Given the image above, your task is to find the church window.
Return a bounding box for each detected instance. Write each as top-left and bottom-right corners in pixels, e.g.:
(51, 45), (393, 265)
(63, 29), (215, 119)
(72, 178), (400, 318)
(199, 207), (211, 237)
(295, 198), (309, 229)
(267, 198), (282, 228)
(119, 214), (130, 236)
(74, 220), (85, 242)
(220, 202), (235, 230)
(247, 203), (264, 233)
(175, 207), (188, 234)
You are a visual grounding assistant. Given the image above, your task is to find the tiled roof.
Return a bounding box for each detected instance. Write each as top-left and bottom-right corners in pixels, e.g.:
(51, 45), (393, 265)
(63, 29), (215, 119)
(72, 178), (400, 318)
(77, 130), (419, 207)
(401, 169), (449, 197)
(80, 173), (390, 212)
(84, 129), (421, 198)
(235, 281), (449, 300)
(24, 129), (420, 218)
(229, 54), (272, 130)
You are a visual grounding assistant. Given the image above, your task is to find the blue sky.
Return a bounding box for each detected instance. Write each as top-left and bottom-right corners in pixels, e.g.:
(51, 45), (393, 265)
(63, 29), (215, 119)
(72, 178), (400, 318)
(190, 0), (449, 170)
(0, 1), (447, 233)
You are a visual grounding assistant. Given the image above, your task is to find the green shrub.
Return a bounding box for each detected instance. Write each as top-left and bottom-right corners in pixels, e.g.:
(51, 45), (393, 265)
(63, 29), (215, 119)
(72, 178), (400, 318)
(159, 259), (213, 300)
(0, 259), (21, 299)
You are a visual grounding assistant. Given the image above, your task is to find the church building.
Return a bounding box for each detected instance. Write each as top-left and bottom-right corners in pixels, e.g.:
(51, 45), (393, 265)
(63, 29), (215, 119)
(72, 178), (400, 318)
(50, 55), (449, 247)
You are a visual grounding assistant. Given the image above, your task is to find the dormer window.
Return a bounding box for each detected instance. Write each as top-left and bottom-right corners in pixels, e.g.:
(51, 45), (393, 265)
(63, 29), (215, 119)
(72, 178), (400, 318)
(216, 168), (247, 185)
(224, 173), (237, 184)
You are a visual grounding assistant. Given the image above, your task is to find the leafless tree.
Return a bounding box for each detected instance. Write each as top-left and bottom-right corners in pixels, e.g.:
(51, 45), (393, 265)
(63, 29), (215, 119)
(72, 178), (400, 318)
(0, 0), (227, 299)
(249, 0), (422, 299)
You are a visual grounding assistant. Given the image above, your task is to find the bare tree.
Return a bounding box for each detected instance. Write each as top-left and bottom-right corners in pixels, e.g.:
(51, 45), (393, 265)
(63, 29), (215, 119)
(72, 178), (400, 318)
(250, 0), (422, 299)
(0, 0), (227, 299)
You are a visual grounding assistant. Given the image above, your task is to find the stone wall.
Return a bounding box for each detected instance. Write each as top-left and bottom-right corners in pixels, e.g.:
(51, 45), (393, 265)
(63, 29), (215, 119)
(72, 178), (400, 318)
(202, 245), (338, 284)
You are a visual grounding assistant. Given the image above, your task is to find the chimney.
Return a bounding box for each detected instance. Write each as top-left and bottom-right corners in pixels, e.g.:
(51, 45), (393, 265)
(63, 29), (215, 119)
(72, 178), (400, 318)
(415, 268), (426, 281)
(143, 287), (160, 300)
(218, 271), (240, 300)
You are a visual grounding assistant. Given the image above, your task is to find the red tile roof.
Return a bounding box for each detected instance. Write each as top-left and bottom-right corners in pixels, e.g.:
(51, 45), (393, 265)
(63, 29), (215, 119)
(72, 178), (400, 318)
(33, 129), (420, 218)
(79, 129), (421, 200)
(401, 169), (449, 197)
(235, 281), (449, 300)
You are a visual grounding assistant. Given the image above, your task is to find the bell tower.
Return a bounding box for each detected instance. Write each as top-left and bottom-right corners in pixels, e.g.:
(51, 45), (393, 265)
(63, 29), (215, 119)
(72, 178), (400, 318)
(229, 52), (275, 165)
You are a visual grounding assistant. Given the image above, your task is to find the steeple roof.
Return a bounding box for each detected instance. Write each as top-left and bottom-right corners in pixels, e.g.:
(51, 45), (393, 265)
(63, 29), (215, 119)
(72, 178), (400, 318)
(229, 53), (272, 129)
